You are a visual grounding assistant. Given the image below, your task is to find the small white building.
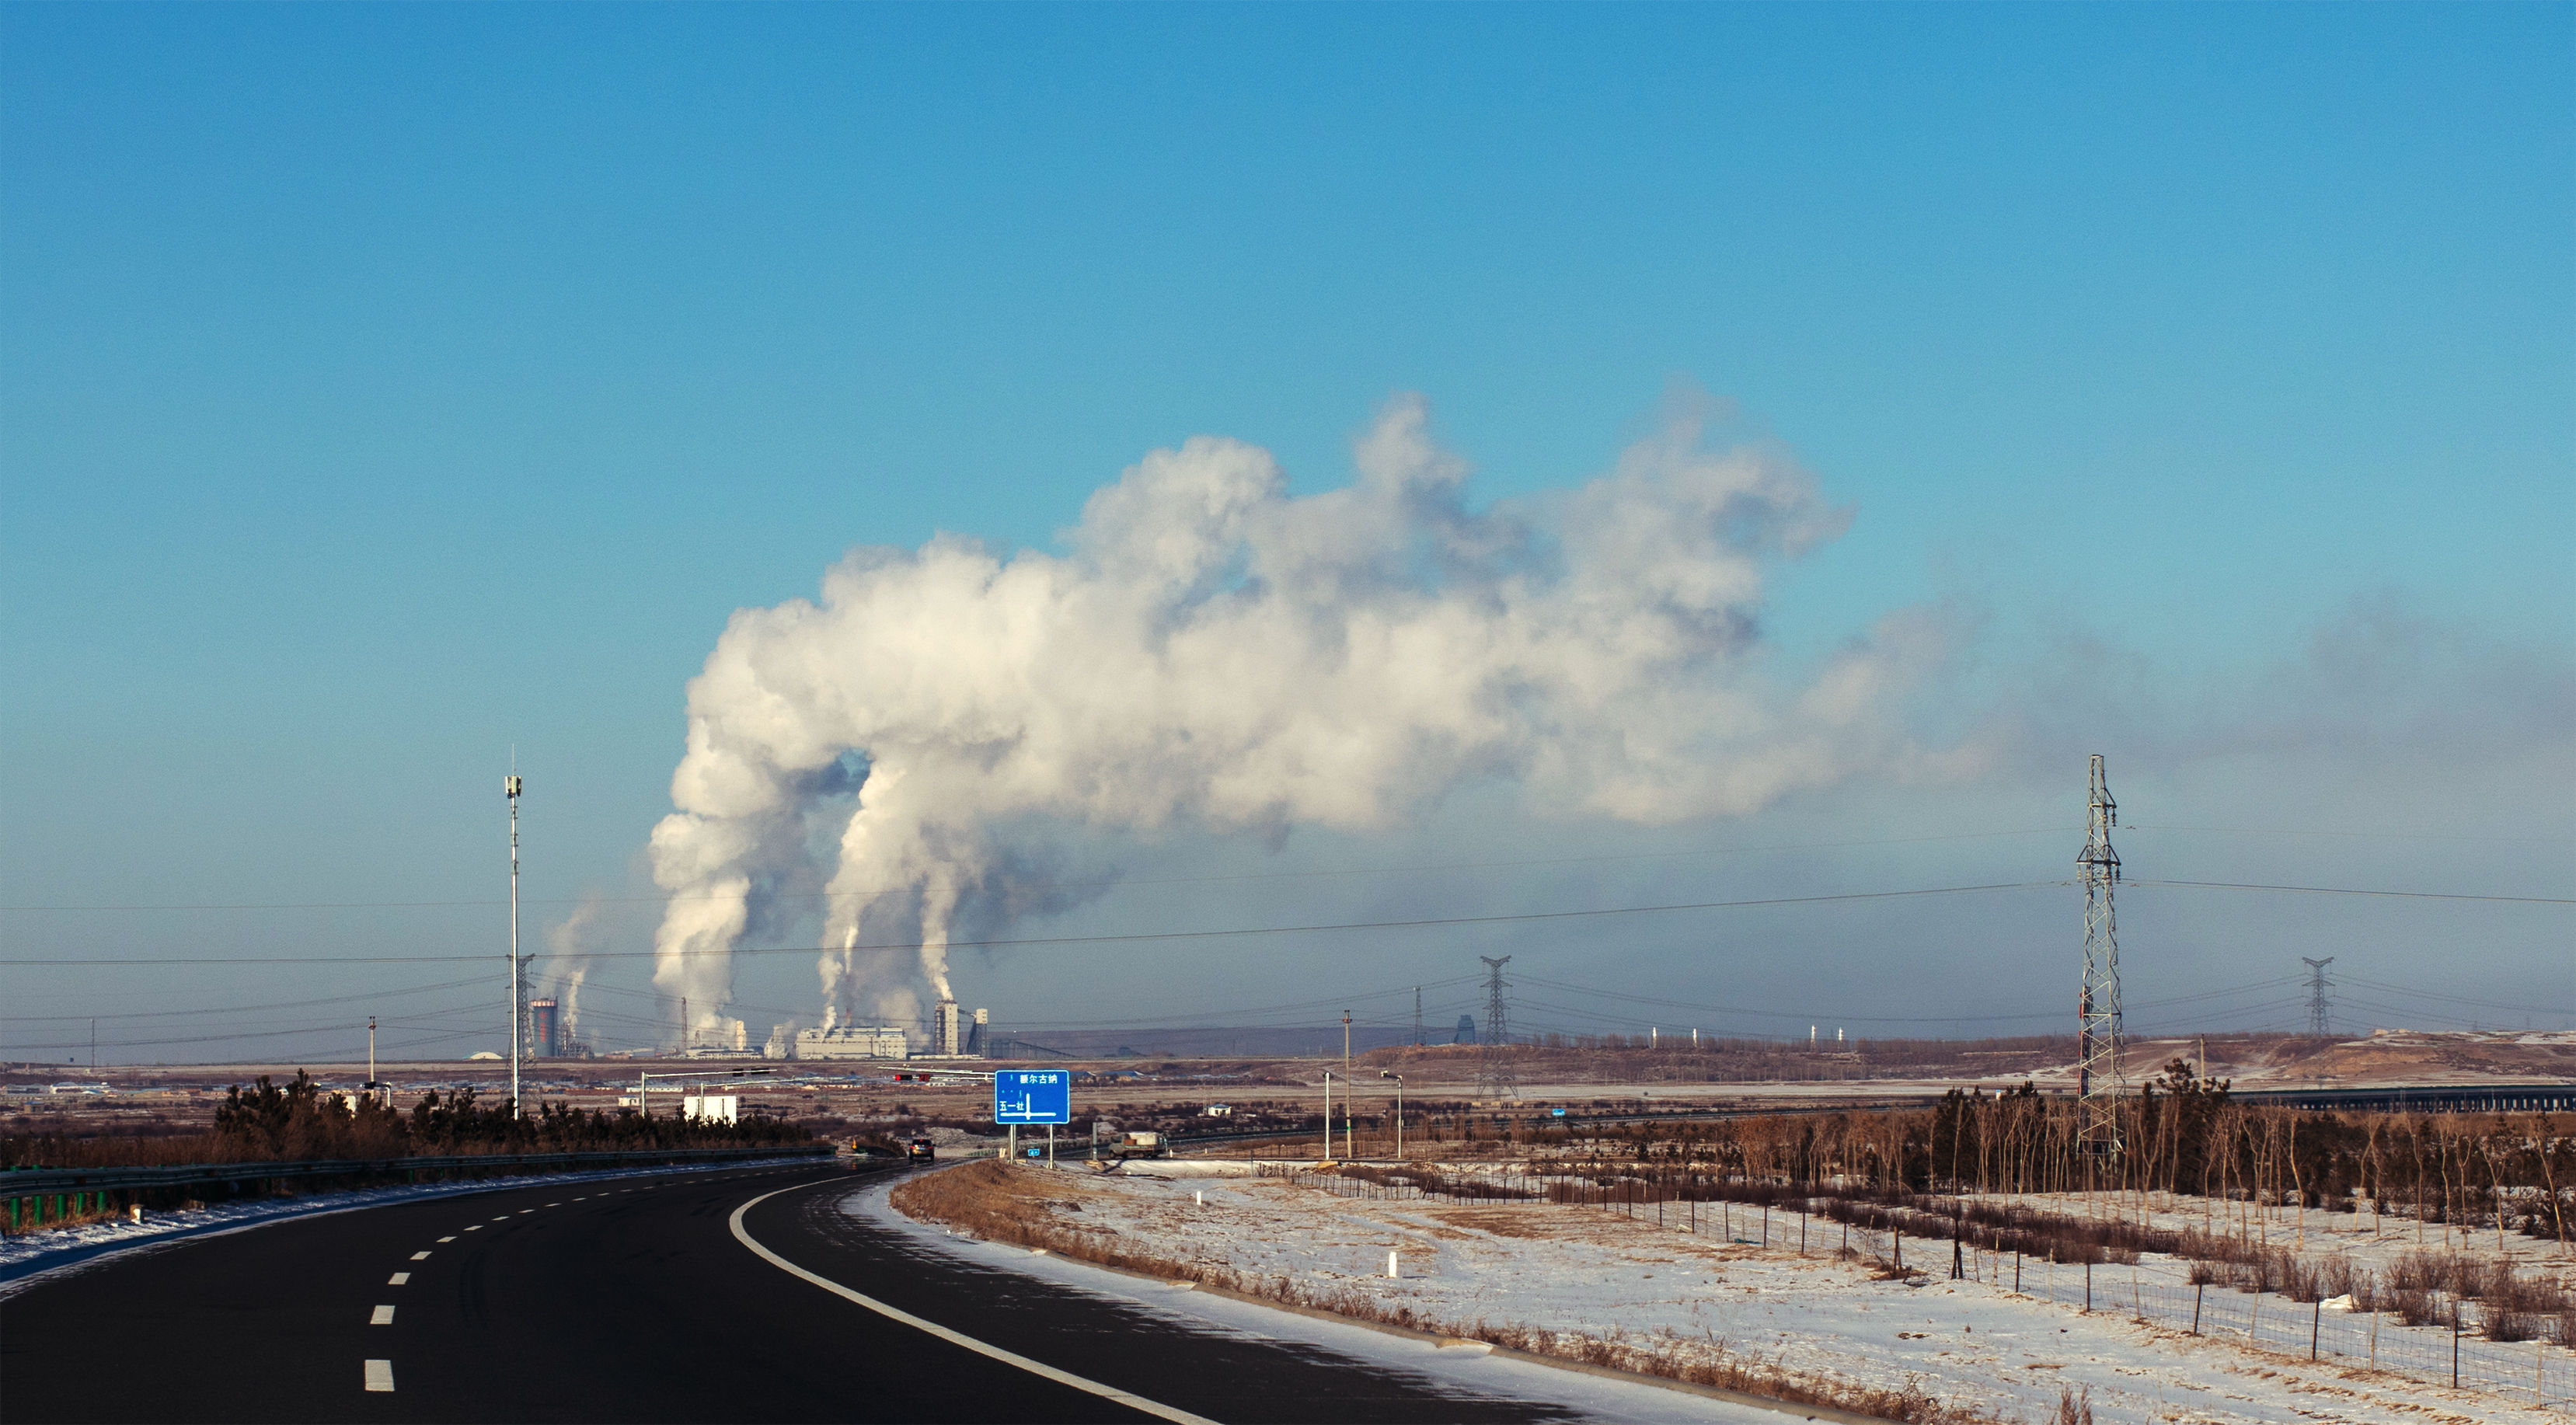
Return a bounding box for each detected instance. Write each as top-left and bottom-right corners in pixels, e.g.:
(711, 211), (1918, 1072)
(682, 1094), (738, 1124)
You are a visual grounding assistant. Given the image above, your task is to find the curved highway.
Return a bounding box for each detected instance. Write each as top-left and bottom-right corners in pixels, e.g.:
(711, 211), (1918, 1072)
(0, 1162), (1609, 1423)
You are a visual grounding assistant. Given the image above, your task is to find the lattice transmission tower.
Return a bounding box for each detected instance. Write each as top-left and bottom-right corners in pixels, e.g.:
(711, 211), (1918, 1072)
(1478, 955), (1515, 1099)
(2076, 754), (2123, 1158)
(2303, 956), (2335, 1037)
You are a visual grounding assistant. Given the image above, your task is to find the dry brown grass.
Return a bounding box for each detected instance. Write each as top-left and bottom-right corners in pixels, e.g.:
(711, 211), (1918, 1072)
(892, 1161), (2004, 1425)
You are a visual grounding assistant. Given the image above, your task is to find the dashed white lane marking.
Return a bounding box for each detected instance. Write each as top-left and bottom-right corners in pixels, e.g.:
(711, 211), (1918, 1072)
(727, 1186), (1215, 1425)
(545, 1202), (560, 1207)
(437, 1235), (456, 1242)
(410, 1251), (430, 1260)
(462, 1225), (480, 1232)
(517, 1209), (532, 1215)
(491, 1216), (510, 1221)
(387, 1272), (410, 1285)
(371, 1305), (396, 1325)
(364, 1359), (395, 1392)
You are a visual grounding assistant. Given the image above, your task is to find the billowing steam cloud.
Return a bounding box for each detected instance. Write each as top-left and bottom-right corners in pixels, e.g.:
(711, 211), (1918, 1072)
(537, 894), (607, 1047)
(647, 391), (1946, 1041)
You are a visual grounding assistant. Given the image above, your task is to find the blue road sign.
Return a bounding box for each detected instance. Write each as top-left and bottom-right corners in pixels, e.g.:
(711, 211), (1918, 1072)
(992, 1069), (1072, 1125)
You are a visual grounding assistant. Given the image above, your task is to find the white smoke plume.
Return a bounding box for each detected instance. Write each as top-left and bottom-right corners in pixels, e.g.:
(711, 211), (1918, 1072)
(647, 391), (1947, 1038)
(538, 894), (607, 1047)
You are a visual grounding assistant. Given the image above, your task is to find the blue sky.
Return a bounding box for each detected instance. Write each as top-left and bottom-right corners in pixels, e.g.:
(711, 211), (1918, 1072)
(2, 5), (2567, 1064)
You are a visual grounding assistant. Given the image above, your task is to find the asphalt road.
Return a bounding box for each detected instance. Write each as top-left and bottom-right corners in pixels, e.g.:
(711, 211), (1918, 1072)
(0, 1162), (1588, 1423)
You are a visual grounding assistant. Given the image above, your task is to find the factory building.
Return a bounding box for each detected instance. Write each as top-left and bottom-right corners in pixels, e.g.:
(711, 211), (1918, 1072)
(934, 999), (960, 1056)
(964, 1008), (988, 1055)
(791, 1024), (909, 1061)
(530, 998), (559, 1059)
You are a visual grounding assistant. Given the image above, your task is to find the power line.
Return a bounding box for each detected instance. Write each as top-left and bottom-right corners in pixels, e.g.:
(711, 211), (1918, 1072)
(2129, 880), (2571, 905)
(0, 827), (2084, 914)
(0, 880), (2066, 966)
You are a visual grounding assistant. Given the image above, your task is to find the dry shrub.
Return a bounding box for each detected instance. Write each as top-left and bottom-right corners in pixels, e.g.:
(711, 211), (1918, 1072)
(2048, 1385), (2095, 1425)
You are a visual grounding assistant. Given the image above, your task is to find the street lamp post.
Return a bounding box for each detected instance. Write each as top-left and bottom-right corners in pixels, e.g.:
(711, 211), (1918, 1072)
(1380, 1070), (1404, 1160)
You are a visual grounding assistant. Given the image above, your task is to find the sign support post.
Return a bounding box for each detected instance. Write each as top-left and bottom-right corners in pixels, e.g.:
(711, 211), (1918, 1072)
(992, 1069), (1071, 1169)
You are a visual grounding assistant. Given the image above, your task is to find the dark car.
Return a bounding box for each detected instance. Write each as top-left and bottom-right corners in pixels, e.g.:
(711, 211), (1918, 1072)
(905, 1136), (936, 1162)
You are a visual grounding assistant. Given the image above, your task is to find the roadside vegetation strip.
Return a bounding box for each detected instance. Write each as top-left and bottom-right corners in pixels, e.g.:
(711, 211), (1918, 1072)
(727, 1179), (1217, 1425)
(888, 1159), (1992, 1425)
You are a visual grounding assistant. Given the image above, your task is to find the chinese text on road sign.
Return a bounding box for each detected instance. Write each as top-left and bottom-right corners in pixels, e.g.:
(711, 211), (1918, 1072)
(992, 1069), (1071, 1125)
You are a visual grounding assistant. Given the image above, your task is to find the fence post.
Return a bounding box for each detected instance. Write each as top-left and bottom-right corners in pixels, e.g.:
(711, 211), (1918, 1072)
(2452, 1303), (2461, 1390)
(2084, 1260), (2092, 1314)
(2192, 1282), (2203, 1335)
(2311, 1299), (2320, 1361)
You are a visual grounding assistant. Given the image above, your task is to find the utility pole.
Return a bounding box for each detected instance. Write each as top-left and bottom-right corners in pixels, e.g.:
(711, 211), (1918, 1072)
(2303, 957), (2335, 1038)
(2076, 754), (2122, 1158)
(507, 768), (524, 1119)
(1413, 988), (1423, 1047)
(1342, 1011), (1354, 1159)
(1479, 956), (1515, 1099)
(368, 1016), (378, 1092)
(1381, 1070), (1404, 1160)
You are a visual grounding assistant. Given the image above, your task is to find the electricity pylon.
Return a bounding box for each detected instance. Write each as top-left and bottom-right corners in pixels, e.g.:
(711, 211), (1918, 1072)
(2304, 956), (2335, 1037)
(2076, 755), (2122, 1158)
(1478, 956), (1515, 1099)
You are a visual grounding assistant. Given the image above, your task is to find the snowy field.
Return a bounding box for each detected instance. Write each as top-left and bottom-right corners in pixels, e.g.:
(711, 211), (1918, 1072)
(967, 1162), (2565, 1423)
(0, 1155), (821, 1297)
(849, 1172), (1803, 1424)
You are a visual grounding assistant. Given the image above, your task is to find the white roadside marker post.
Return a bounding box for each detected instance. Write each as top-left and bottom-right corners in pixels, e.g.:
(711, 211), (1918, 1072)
(1387, 1251), (1399, 1279)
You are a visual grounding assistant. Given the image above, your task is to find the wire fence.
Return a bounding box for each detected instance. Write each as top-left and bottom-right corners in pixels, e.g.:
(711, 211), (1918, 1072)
(1257, 1161), (2576, 1413)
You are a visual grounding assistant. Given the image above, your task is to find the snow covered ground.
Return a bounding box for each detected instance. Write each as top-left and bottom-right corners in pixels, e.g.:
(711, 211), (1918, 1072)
(960, 1163), (2564, 1424)
(0, 1155), (820, 1297)
(846, 1172), (1800, 1424)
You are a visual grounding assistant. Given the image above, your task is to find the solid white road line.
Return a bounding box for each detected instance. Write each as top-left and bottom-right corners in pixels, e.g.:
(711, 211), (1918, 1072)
(363, 1359), (395, 1392)
(387, 1272), (410, 1285)
(410, 1251), (430, 1260)
(371, 1305), (396, 1326)
(727, 1186), (1215, 1425)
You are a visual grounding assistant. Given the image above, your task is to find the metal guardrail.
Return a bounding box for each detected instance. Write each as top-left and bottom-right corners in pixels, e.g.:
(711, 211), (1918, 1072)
(0, 1143), (832, 1198)
(2229, 1082), (2576, 1113)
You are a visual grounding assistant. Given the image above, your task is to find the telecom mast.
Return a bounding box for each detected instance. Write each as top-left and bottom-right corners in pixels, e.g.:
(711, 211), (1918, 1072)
(507, 769), (524, 1119)
(2303, 956), (2335, 1037)
(2076, 754), (2122, 1157)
